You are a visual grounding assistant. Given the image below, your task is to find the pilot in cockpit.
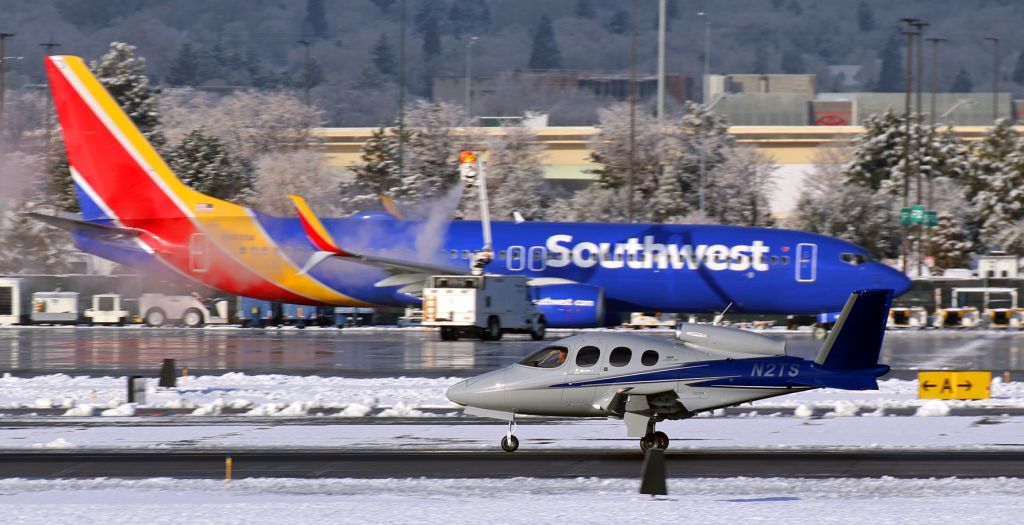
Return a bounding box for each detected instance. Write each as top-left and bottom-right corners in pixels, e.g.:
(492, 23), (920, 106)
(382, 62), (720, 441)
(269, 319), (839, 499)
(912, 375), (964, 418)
(538, 348), (567, 368)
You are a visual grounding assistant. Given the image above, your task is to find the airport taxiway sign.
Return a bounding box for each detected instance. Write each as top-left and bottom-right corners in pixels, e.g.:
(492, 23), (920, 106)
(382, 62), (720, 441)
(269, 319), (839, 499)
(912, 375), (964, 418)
(918, 371), (991, 400)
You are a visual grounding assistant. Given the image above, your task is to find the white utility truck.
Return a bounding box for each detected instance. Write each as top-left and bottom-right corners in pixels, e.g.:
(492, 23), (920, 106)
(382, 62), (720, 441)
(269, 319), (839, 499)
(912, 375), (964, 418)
(140, 293), (230, 327)
(422, 274), (545, 341)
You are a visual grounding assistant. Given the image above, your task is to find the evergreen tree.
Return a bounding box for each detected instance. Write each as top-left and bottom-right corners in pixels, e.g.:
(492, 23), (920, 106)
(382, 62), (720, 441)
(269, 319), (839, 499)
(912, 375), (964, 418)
(606, 10), (628, 35)
(448, 0), (490, 39)
(951, 67), (973, 92)
(345, 126), (404, 209)
(371, 0), (395, 14)
(967, 119), (1021, 248)
(303, 0), (328, 39)
(90, 42), (165, 148)
(781, 48), (805, 74)
(574, 0), (595, 19)
(0, 204), (77, 274)
(1014, 52), (1024, 85)
(372, 33), (396, 76)
(459, 126), (550, 221)
(843, 109), (906, 191)
(709, 147), (776, 226)
(753, 44), (770, 74)
(876, 32), (904, 92)
(856, 1), (876, 33)
(166, 42), (198, 86)
(167, 128), (255, 202)
(931, 213), (972, 269)
(528, 14), (562, 70)
(422, 15), (441, 59)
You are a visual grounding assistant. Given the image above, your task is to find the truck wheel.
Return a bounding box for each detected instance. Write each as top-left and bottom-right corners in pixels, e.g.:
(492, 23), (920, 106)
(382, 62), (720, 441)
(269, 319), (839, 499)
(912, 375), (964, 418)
(482, 316), (502, 341)
(144, 308), (166, 327)
(182, 308), (204, 328)
(440, 327), (458, 341)
(531, 317), (546, 341)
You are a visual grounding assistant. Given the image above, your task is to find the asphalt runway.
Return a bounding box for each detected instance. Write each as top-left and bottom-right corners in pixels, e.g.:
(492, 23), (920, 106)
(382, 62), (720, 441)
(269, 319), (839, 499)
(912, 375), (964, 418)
(2, 327), (1024, 377)
(2, 449), (1022, 479)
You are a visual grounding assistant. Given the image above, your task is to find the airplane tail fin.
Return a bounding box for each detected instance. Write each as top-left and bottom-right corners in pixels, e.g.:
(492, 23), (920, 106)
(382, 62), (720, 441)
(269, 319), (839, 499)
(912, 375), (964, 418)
(814, 289), (894, 372)
(45, 55), (222, 223)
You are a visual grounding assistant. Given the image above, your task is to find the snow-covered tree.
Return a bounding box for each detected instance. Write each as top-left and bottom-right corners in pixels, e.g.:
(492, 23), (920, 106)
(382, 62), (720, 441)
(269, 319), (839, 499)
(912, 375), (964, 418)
(790, 145), (900, 257)
(252, 149), (343, 216)
(90, 42), (165, 148)
(460, 125), (551, 221)
(708, 147), (777, 227)
(0, 149), (77, 273)
(930, 212), (972, 270)
(966, 119), (1022, 250)
(167, 128), (255, 203)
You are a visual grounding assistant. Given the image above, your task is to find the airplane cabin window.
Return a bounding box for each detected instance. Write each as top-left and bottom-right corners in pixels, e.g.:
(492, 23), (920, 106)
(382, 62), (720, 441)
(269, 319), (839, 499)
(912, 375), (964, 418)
(462, 250), (471, 259)
(450, 249), (458, 259)
(518, 346), (569, 368)
(499, 250), (506, 259)
(576, 346), (600, 367)
(609, 346), (632, 367)
(641, 350), (659, 366)
(781, 256), (790, 265)
(770, 255), (778, 265)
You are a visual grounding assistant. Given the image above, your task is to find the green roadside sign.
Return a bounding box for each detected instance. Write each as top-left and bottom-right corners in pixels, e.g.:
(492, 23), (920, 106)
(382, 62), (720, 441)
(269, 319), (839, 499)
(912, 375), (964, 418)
(925, 211), (938, 227)
(900, 207), (912, 226)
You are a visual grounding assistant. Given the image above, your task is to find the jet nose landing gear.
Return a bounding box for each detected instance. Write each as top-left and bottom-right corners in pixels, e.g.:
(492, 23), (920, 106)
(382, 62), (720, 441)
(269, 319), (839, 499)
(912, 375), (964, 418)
(500, 416), (519, 452)
(640, 430), (670, 452)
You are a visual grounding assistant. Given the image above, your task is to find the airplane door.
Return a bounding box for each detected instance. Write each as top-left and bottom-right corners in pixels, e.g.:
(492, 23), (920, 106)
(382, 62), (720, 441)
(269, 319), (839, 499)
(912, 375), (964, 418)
(796, 243), (816, 282)
(507, 246), (525, 271)
(528, 246), (546, 272)
(189, 233), (210, 273)
(562, 344), (600, 407)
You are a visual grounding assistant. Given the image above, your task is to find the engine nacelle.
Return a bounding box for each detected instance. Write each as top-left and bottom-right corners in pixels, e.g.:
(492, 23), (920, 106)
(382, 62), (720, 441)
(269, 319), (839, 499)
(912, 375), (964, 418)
(530, 284), (605, 328)
(675, 322), (787, 356)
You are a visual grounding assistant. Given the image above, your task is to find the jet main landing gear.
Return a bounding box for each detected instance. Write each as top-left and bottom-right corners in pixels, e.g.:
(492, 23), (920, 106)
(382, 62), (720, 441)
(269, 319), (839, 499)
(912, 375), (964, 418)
(500, 415), (519, 452)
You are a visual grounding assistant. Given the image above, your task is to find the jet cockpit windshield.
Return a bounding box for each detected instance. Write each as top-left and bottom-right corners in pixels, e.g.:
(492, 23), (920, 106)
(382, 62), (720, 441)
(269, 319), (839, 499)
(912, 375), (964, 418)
(518, 345), (569, 368)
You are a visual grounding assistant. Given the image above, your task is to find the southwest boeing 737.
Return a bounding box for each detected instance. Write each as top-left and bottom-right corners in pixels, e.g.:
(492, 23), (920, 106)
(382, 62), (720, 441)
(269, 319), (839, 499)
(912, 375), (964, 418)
(33, 55), (911, 328)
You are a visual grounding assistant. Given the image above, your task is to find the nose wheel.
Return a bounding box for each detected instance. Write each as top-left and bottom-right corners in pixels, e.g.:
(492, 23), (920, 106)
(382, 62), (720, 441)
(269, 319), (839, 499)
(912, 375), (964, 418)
(500, 415), (519, 452)
(640, 430), (670, 452)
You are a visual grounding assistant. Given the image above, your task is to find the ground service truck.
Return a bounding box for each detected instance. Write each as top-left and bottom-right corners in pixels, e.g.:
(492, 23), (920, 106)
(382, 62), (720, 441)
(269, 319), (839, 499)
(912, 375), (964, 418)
(422, 275), (546, 341)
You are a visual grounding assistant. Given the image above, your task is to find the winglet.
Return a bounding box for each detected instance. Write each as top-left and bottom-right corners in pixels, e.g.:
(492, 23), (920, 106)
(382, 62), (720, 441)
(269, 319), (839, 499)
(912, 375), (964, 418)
(289, 194), (349, 255)
(378, 194), (403, 219)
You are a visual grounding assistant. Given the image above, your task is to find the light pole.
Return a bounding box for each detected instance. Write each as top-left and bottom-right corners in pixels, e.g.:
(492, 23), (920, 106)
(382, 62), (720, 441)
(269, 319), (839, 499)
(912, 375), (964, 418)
(398, 0), (406, 181)
(628, 0), (637, 222)
(699, 92), (729, 216)
(985, 36), (1000, 122)
(926, 37), (946, 128)
(464, 36), (477, 118)
(0, 32), (14, 133)
(697, 12), (710, 103)
(910, 20), (927, 278)
(656, 0), (666, 120)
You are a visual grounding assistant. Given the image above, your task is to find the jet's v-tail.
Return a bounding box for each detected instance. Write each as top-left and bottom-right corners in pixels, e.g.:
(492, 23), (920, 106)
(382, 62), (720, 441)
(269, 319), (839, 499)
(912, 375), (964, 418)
(815, 289), (894, 371)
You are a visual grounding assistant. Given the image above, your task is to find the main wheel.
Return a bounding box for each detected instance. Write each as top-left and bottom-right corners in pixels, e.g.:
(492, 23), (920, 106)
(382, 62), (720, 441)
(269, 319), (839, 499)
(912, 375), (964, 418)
(654, 431), (670, 450)
(530, 317), (546, 341)
(440, 327), (458, 341)
(182, 308), (204, 328)
(500, 435), (519, 452)
(144, 308), (166, 327)
(640, 434), (657, 452)
(481, 316), (501, 341)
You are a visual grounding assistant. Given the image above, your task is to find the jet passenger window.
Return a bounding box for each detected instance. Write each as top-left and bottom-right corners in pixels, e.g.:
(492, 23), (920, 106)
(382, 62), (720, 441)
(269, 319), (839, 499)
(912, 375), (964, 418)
(518, 346), (569, 369)
(609, 346), (632, 367)
(641, 350), (659, 366)
(576, 346), (600, 367)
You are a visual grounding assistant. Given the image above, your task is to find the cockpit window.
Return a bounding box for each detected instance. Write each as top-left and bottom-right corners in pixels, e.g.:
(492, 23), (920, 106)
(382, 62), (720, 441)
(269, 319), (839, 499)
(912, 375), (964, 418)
(840, 252), (877, 265)
(518, 345), (568, 368)
(576, 346), (600, 367)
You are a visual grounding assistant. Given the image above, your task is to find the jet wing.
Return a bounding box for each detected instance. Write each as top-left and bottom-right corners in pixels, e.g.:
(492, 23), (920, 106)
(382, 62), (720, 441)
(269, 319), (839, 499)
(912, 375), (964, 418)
(289, 194), (468, 277)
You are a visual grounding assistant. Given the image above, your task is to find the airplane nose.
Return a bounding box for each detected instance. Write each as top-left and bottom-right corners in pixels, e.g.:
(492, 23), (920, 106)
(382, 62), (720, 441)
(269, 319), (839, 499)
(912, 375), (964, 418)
(446, 380), (469, 406)
(876, 265), (912, 296)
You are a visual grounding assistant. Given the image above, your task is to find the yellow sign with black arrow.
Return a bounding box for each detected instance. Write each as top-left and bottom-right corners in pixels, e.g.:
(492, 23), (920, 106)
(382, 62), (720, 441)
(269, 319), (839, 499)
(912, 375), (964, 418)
(917, 371), (991, 400)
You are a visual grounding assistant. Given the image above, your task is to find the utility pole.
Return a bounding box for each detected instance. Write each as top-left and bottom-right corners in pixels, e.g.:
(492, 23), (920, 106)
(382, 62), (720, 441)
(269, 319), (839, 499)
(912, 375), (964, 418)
(656, 0), (666, 120)
(398, 0), (406, 181)
(911, 20), (927, 278)
(985, 36), (1000, 122)
(628, 0), (637, 223)
(464, 36), (477, 118)
(697, 12), (710, 103)
(0, 33), (14, 134)
(40, 38), (61, 160)
(899, 18), (918, 274)
(298, 39), (311, 107)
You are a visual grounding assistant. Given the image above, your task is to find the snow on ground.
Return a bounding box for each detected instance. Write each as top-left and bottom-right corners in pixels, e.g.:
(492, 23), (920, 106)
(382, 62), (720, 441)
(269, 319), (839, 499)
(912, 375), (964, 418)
(0, 477), (1022, 524)
(2, 416), (1024, 451)
(3, 373), (1024, 418)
